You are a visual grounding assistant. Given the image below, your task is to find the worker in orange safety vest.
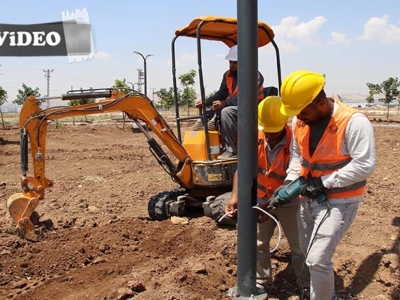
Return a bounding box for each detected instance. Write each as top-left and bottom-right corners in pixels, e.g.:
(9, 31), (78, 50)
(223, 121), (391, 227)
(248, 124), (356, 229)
(265, 70), (377, 300)
(224, 96), (310, 296)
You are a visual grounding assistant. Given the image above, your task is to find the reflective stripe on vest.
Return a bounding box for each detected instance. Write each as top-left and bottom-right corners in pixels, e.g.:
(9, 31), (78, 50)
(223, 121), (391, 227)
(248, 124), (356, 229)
(301, 158), (351, 171)
(325, 180), (367, 198)
(257, 125), (292, 199)
(295, 100), (366, 198)
(225, 71), (264, 101)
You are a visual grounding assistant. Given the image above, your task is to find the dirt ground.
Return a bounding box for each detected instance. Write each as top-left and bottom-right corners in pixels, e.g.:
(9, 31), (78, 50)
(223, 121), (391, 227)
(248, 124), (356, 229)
(0, 116), (399, 300)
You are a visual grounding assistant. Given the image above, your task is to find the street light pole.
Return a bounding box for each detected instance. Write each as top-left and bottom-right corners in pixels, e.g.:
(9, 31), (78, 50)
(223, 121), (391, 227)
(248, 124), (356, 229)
(127, 81), (136, 90)
(133, 51), (153, 96)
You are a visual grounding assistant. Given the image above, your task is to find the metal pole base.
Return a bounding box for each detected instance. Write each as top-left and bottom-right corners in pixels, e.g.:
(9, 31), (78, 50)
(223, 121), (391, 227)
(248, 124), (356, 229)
(227, 286), (268, 300)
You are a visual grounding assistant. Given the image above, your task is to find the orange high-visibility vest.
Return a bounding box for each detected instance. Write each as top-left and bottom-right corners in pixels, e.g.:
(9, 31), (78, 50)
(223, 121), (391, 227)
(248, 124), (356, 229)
(225, 71), (264, 102)
(257, 125), (292, 199)
(295, 100), (366, 199)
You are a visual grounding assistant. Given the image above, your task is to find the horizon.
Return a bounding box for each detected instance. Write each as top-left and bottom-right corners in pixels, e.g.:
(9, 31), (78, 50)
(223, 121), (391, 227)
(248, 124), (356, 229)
(0, 91), (383, 113)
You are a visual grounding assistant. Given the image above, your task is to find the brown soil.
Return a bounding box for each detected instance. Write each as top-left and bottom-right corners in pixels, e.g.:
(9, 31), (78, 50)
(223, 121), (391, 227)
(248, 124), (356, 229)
(0, 120), (399, 300)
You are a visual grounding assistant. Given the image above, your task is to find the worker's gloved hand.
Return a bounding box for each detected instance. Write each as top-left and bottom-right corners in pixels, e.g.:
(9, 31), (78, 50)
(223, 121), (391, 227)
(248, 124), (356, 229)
(264, 183), (292, 210)
(257, 197), (280, 223)
(266, 195), (288, 210)
(272, 185), (286, 197)
(299, 177), (326, 199)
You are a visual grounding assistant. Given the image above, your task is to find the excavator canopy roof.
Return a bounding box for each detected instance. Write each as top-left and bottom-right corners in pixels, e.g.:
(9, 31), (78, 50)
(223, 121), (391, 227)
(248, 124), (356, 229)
(175, 16), (275, 48)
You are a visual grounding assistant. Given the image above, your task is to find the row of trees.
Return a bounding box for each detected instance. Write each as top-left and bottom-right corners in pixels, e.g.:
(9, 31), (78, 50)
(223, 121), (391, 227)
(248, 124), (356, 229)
(102, 70), (199, 113)
(0, 67), (199, 109)
(0, 84), (43, 128)
(155, 69), (197, 113)
(2, 74), (400, 111)
(366, 77), (400, 121)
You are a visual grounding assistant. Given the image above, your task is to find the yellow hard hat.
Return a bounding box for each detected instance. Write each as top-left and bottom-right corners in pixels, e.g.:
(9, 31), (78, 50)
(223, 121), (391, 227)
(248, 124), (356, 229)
(280, 70), (325, 117)
(258, 96), (289, 133)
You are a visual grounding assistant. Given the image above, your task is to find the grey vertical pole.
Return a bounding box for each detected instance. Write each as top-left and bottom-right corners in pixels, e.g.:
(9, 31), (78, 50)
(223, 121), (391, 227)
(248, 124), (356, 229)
(144, 59), (148, 96)
(133, 52), (153, 97)
(235, 0), (259, 298)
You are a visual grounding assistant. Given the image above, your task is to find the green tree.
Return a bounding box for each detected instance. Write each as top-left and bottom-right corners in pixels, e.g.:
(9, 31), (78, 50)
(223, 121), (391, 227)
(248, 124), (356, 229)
(367, 77), (400, 121)
(179, 69), (197, 116)
(0, 87), (8, 129)
(155, 87), (179, 109)
(13, 83), (42, 105)
(113, 78), (131, 95)
(365, 92), (375, 104)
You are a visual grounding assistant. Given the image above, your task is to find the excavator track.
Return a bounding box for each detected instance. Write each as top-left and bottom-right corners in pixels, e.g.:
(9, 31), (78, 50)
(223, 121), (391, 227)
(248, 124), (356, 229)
(210, 192), (237, 226)
(148, 188), (188, 221)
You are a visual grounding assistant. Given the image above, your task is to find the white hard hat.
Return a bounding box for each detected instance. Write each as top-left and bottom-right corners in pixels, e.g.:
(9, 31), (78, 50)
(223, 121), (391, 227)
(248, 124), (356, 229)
(225, 45), (237, 61)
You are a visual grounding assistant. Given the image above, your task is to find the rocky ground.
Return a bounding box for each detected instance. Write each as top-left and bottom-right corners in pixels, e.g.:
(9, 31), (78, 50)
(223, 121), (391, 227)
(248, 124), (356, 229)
(0, 115), (399, 300)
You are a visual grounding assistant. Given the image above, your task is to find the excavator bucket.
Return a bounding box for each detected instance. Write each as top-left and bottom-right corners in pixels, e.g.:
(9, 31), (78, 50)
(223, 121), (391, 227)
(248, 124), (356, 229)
(7, 193), (40, 236)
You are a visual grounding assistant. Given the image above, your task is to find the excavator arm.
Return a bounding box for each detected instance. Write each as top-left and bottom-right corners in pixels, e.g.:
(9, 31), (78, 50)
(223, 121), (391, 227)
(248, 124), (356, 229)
(8, 89), (194, 235)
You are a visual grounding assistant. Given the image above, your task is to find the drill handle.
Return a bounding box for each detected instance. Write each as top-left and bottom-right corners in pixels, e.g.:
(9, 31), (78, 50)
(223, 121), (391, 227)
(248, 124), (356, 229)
(276, 177), (304, 203)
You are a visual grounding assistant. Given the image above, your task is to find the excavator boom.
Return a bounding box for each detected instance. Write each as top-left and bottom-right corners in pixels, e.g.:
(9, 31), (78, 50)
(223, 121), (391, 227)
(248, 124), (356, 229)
(9, 89), (195, 235)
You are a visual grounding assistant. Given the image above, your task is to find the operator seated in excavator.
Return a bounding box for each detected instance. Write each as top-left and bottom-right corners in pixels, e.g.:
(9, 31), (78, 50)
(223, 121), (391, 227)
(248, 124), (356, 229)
(192, 45), (265, 160)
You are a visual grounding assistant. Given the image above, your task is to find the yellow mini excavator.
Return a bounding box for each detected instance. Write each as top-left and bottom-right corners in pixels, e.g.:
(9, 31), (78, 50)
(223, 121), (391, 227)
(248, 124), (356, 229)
(7, 16), (282, 235)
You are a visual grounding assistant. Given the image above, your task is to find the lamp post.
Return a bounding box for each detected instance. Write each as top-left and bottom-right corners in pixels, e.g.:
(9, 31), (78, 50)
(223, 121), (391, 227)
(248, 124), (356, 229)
(133, 51), (153, 96)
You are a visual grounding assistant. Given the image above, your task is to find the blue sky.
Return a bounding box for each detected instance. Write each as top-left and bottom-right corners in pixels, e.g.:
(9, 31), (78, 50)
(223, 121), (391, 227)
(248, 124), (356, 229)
(1, 0), (400, 105)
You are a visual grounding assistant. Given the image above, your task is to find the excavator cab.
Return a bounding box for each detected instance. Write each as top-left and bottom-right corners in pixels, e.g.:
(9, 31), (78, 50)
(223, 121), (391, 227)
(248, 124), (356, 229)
(167, 16), (282, 222)
(171, 16), (281, 157)
(6, 16), (281, 236)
